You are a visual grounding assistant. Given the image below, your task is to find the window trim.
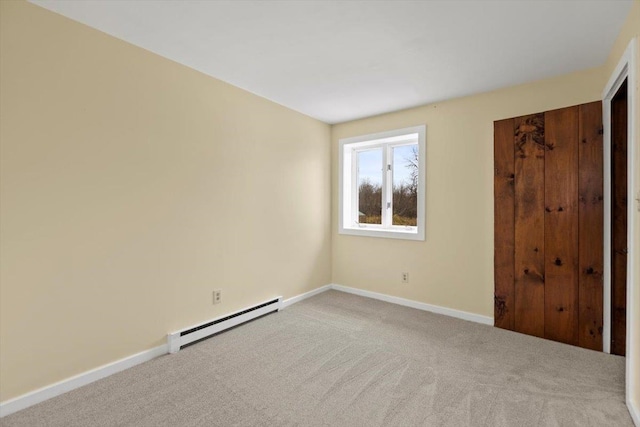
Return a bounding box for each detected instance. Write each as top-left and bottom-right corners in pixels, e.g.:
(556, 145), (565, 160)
(338, 125), (426, 241)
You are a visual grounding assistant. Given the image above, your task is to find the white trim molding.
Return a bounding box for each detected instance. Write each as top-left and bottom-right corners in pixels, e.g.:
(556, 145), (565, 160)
(0, 344), (168, 418)
(602, 39), (636, 355)
(331, 284), (494, 325)
(281, 284), (332, 309)
(0, 283), (494, 418)
(282, 283), (494, 326)
(0, 287), (332, 417)
(630, 402), (640, 427)
(338, 125), (427, 241)
(602, 37), (638, 424)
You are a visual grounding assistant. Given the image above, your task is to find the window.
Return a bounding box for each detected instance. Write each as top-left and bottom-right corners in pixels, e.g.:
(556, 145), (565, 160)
(339, 125), (425, 240)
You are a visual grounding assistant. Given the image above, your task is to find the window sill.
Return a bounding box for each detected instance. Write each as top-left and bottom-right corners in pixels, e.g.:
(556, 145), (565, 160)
(339, 226), (424, 241)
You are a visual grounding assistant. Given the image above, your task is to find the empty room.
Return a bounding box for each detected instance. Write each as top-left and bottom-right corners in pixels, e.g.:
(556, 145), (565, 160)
(1, 0), (639, 425)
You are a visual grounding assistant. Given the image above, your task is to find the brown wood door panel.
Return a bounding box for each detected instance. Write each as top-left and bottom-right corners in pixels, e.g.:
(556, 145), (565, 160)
(494, 119), (515, 330)
(578, 101), (604, 351)
(544, 107), (579, 346)
(494, 100), (605, 351)
(514, 114), (545, 338)
(611, 81), (627, 356)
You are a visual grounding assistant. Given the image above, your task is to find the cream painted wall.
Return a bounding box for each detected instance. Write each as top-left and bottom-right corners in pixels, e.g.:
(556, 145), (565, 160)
(0, 1), (331, 401)
(603, 0), (640, 416)
(331, 67), (605, 318)
(1, 0), (638, 412)
(332, 1), (640, 417)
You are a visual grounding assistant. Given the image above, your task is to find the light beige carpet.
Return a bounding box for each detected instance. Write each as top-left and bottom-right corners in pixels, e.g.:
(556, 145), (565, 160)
(2, 290), (633, 426)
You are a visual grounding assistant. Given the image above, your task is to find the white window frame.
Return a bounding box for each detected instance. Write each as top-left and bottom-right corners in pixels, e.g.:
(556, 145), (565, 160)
(338, 125), (426, 240)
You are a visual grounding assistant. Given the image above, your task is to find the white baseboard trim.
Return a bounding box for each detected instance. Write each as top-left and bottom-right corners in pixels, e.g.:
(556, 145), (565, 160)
(0, 282), (493, 418)
(0, 344), (168, 418)
(283, 284), (493, 327)
(629, 398), (640, 427)
(0, 287), (333, 418)
(331, 284), (494, 325)
(281, 284), (332, 309)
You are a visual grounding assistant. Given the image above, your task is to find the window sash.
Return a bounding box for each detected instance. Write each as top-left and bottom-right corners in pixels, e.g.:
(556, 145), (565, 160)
(338, 124), (425, 241)
(351, 142), (418, 231)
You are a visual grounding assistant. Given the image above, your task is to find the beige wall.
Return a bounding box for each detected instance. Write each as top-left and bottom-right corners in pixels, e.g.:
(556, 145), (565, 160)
(332, 0), (640, 415)
(0, 1), (331, 401)
(331, 67), (605, 317)
(2, 0), (638, 411)
(604, 0), (640, 415)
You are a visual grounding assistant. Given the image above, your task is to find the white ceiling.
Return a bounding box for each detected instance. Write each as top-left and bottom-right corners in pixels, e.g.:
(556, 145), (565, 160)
(31, 0), (632, 124)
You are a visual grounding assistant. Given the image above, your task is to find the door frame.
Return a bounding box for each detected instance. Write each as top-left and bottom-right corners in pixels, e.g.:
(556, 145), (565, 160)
(602, 37), (637, 404)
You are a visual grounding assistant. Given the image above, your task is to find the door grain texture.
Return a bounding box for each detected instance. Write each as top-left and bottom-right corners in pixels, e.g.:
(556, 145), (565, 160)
(514, 114), (546, 338)
(544, 107), (579, 346)
(494, 101), (603, 350)
(494, 119), (515, 330)
(578, 101), (604, 351)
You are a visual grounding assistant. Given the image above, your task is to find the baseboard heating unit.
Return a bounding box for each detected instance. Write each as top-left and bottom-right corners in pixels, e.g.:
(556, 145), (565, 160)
(167, 296), (282, 353)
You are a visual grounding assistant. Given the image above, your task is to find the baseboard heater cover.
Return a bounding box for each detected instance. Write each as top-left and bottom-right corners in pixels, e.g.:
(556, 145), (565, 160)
(167, 296), (282, 353)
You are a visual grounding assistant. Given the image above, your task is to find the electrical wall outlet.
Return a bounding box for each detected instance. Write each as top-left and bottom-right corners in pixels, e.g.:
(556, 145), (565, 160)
(213, 290), (222, 304)
(401, 272), (409, 284)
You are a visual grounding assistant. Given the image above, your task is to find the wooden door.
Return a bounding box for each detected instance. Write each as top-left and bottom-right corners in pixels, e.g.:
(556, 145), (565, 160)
(513, 114), (545, 338)
(494, 101), (604, 351)
(578, 102), (604, 350)
(544, 107), (580, 345)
